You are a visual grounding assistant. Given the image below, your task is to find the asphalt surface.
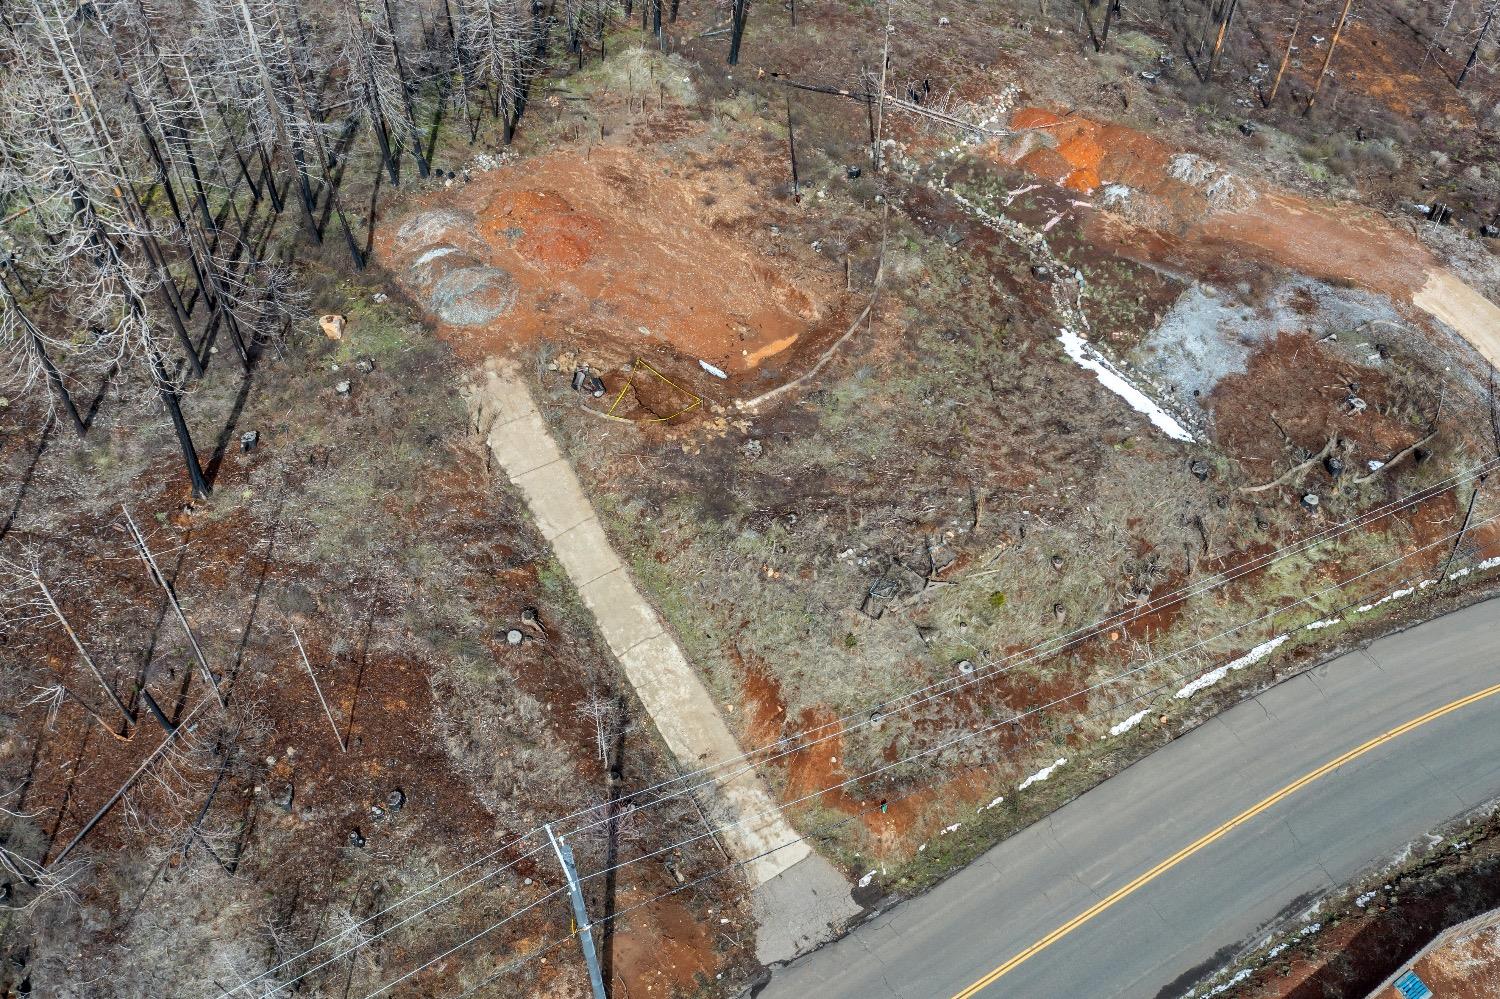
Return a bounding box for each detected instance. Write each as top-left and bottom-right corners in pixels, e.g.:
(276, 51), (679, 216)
(759, 597), (1500, 999)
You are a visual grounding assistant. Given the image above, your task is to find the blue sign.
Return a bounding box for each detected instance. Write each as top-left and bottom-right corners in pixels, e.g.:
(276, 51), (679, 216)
(1394, 970), (1433, 999)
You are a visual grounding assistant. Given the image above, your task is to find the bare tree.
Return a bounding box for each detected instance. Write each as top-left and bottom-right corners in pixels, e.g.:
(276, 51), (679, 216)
(0, 549), (135, 733)
(1306, 0), (1357, 113)
(333, 0), (432, 181)
(574, 693), (618, 765)
(1459, 0), (1498, 88)
(2, 785), (86, 912)
(728, 0), (751, 64)
(453, 0), (541, 143)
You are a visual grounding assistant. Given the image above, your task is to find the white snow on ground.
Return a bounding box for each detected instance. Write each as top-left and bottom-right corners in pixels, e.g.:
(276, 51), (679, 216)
(978, 795), (1006, 812)
(1058, 328), (1196, 442)
(1018, 758), (1068, 791)
(1446, 555), (1500, 580)
(858, 871), (876, 888)
(940, 823), (962, 835)
(1356, 586), (1417, 613)
(1107, 709), (1152, 738)
(1267, 943), (1289, 959)
(1205, 970), (1252, 996)
(1355, 891), (1377, 907)
(1175, 635), (1290, 699)
(1299, 922), (1322, 937)
(1304, 617), (1341, 630)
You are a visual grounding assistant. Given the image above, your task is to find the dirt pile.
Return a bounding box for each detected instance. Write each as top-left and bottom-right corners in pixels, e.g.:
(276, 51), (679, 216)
(994, 107), (1441, 303)
(379, 145), (850, 408)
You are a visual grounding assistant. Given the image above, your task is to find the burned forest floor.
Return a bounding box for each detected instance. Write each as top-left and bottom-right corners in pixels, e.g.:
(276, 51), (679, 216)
(5, 1), (1500, 998)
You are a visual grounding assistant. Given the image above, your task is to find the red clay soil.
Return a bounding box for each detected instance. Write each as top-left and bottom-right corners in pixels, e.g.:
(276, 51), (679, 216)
(1210, 331), (1423, 473)
(377, 143), (853, 398)
(999, 107), (1438, 302)
(608, 890), (718, 999)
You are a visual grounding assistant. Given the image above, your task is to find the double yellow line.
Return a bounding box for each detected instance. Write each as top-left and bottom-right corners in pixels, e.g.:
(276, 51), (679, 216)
(952, 680), (1500, 998)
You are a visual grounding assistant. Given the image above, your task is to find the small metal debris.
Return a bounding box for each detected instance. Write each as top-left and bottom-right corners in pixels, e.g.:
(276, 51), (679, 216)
(741, 438), (764, 459)
(1139, 71), (1158, 82)
(335, 380), (352, 396)
(572, 366), (589, 391)
(1239, 122), (1256, 137)
(349, 828), (366, 848)
(240, 430), (259, 453)
(1482, 224), (1499, 239)
(505, 629), (524, 645)
(956, 659), (974, 675)
(846, 165), (862, 180)
(1031, 264), (1053, 282)
(370, 804), (386, 822)
(355, 357), (375, 374)
(387, 788), (406, 812)
(1051, 554), (1064, 571)
(1190, 458), (1211, 481)
(1302, 493), (1320, 510)
(1324, 455), (1345, 477)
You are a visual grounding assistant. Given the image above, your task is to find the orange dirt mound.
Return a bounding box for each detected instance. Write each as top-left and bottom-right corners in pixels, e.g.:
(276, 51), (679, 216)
(998, 109), (1437, 302)
(380, 145), (847, 389)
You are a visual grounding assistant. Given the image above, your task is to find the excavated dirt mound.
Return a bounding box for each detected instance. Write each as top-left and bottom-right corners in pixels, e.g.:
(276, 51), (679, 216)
(995, 107), (1438, 302)
(378, 145), (849, 403)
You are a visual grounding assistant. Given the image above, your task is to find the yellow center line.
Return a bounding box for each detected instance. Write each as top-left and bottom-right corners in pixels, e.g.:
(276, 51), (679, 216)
(952, 680), (1500, 999)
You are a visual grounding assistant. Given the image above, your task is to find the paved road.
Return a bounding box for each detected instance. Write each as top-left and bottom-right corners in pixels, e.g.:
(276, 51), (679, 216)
(759, 597), (1500, 999)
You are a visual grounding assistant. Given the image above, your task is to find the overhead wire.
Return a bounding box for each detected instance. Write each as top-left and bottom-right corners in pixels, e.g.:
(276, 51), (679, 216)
(216, 457), (1498, 997)
(348, 509), (1499, 998)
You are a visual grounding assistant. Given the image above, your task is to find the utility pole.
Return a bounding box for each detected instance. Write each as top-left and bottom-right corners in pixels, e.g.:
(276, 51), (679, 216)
(546, 824), (607, 999)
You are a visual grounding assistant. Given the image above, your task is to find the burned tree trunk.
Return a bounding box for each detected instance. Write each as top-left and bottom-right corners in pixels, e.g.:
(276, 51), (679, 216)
(728, 0), (749, 64)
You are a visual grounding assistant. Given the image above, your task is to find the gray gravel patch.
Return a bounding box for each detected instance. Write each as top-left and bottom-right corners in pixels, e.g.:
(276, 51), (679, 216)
(1130, 277), (1410, 427)
(431, 266), (517, 326)
(396, 209), (476, 251)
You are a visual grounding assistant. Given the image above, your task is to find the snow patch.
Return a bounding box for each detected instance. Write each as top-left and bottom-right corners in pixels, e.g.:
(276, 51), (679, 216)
(1018, 758), (1067, 791)
(1107, 709), (1151, 738)
(858, 870), (877, 889)
(1304, 617), (1340, 631)
(1175, 635), (1289, 699)
(1355, 891), (1376, 908)
(1444, 555), (1500, 580)
(1299, 922), (1322, 937)
(941, 823), (962, 836)
(1057, 328), (1196, 442)
(978, 795), (1005, 813)
(1356, 586), (1416, 613)
(1204, 970), (1252, 996)
(1267, 943), (1289, 959)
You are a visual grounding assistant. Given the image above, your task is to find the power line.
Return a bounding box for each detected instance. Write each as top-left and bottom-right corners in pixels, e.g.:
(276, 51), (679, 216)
(567, 511), (1500, 893)
(216, 457), (1497, 997)
(378, 515), (1499, 999)
(342, 509), (1500, 999)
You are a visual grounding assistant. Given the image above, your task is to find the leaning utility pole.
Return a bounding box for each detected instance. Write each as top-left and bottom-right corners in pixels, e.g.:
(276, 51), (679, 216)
(545, 824), (606, 999)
